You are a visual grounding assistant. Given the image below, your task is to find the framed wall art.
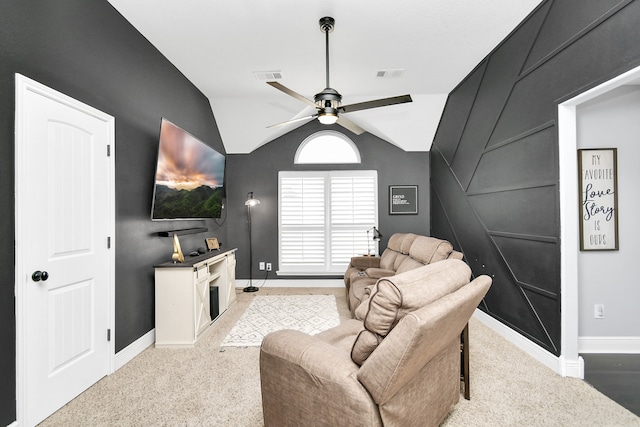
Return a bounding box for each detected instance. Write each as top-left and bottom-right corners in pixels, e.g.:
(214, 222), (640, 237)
(578, 148), (618, 251)
(389, 185), (418, 215)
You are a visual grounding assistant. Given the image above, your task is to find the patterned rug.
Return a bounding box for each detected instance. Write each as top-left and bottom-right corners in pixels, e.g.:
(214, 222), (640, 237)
(220, 295), (341, 348)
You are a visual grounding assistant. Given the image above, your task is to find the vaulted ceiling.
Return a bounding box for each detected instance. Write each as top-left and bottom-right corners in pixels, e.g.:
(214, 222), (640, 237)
(107, 0), (543, 153)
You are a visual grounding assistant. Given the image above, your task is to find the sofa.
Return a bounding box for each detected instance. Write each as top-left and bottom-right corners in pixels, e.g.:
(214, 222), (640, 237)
(344, 233), (463, 315)
(260, 259), (491, 427)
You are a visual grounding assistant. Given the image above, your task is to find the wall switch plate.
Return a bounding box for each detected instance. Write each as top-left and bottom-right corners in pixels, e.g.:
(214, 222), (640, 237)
(259, 262), (265, 271)
(266, 263), (272, 271)
(594, 304), (604, 319)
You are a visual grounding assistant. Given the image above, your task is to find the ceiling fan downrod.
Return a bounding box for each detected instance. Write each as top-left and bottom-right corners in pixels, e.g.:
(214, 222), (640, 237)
(319, 16), (334, 89)
(316, 17), (341, 123)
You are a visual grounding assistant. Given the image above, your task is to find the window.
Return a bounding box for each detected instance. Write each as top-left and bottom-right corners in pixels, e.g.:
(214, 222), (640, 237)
(295, 131), (361, 164)
(279, 170), (378, 275)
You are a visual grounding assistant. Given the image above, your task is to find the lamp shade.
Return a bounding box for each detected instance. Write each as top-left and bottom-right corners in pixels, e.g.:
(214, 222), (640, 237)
(245, 191), (260, 206)
(372, 226), (382, 240)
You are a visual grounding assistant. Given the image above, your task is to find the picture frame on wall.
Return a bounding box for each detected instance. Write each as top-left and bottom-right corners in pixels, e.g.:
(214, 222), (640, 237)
(577, 148), (619, 251)
(389, 185), (418, 215)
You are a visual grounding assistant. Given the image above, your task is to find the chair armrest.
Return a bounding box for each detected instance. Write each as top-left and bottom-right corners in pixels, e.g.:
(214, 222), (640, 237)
(349, 256), (381, 270)
(260, 330), (382, 426)
(363, 268), (395, 279)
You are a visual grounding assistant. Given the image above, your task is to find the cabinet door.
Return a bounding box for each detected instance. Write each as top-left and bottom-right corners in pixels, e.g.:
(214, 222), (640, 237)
(226, 253), (237, 306)
(194, 272), (211, 336)
(155, 268), (195, 347)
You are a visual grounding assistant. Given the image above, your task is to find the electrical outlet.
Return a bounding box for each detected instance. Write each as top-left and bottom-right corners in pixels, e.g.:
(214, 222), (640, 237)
(259, 262), (265, 271)
(266, 263), (272, 271)
(594, 304), (604, 319)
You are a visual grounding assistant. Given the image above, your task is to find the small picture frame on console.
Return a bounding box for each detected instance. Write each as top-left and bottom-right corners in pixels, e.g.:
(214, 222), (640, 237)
(206, 237), (220, 251)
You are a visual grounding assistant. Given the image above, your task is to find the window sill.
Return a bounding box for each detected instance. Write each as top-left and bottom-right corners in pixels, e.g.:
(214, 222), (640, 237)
(276, 270), (344, 277)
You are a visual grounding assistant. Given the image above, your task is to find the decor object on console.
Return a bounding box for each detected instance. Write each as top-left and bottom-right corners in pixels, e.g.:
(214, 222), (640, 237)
(344, 233), (463, 315)
(244, 192), (260, 292)
(171, 234), (184, 263)
(260, 260), (491, 426)
(206, 237), (220, 251)
(266, 17), (412, 135)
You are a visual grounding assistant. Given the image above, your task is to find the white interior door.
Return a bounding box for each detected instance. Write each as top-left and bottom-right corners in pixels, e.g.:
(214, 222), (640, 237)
(15, 74), (115, 426)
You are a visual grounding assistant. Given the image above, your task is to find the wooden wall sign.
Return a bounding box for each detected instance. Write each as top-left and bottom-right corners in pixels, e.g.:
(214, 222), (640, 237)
(578, 148), (618, 251)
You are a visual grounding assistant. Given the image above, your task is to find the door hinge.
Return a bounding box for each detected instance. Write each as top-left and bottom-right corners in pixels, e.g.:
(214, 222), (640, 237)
(107, 145), (111, 157)
(107, 329), (111, 342)
(107, 236), (111, 248)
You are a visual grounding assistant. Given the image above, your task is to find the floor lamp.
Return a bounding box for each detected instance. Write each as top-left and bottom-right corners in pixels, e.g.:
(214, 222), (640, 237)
(244, 192), (260, 292)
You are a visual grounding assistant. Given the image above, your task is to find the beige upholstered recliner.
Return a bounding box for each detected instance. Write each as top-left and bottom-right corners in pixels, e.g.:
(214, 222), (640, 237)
(260, 259), (491, 427)
(344, 233), (463, 315)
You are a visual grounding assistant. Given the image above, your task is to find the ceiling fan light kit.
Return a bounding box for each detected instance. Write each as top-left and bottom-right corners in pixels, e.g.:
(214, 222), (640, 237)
(317, 110), (338, 124)
(266, 16), (413, 134)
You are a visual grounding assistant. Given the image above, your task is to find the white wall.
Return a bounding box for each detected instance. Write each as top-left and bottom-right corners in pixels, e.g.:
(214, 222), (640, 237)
(576, 85), (640, 340)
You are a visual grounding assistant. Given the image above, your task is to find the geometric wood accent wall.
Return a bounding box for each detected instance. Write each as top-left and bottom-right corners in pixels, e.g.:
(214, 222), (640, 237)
(431, 0), (640, 355)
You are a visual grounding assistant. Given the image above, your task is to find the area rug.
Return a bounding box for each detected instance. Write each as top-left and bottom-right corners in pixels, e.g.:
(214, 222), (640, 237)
(220, 295), (341, 348)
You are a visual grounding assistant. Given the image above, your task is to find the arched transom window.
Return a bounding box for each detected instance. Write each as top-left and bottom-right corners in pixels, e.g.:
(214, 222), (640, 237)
(295, 130), (361, 164)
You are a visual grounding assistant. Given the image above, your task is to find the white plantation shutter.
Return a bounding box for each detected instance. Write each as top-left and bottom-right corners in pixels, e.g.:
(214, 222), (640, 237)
(279, 170), (377, 274)
(280, 174), (325, 268)
(330, 174), (377, 266)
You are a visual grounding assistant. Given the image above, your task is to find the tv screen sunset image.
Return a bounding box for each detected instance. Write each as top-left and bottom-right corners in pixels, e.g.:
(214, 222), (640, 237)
(151, 119), (225, 219)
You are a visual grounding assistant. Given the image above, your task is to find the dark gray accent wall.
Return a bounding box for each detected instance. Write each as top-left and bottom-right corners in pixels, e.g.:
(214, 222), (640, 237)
(431, 0), (640, 355)
(226, 120), (430, 280)
(0, 1), (226, 423)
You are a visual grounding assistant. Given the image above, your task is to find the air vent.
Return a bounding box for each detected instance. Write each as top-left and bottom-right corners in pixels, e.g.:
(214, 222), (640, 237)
(253, 70), (283, 81)
(376, 69), (406, 79)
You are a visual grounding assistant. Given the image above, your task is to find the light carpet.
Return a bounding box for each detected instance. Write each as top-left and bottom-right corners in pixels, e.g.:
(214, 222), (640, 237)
(221, 294), (340, 347)
(39, 288), (639, 426)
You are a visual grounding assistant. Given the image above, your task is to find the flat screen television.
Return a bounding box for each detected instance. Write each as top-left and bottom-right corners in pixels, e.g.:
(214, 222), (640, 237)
(151, 118), (225, 220)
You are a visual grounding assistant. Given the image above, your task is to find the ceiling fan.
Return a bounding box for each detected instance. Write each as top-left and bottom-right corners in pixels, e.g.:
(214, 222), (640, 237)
(267, 16), (412, 135)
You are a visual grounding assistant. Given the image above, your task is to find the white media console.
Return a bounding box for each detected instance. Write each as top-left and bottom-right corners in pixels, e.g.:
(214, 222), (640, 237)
(154, 248), (237, 348)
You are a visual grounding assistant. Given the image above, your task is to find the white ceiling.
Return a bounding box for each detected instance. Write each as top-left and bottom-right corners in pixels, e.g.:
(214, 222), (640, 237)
(107, 0), (543, 153)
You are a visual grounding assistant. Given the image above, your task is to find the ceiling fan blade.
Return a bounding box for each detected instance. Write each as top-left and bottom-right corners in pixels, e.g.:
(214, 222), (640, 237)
(339, 94), (413, 114)
(336, 115), (365, 135)
(267, 81), (317, 108)
(267, 114), (318, 129)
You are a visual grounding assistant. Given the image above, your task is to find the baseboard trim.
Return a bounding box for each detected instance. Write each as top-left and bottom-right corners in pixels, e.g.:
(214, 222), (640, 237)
(473, 310), (584, 378)
(578, 336), (640, 353)
(114, 329), (155, 371)
(236, 278), (344, 288)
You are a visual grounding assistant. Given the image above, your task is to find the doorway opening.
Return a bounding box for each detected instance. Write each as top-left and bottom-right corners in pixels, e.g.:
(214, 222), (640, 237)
(558, 64), (640, 378)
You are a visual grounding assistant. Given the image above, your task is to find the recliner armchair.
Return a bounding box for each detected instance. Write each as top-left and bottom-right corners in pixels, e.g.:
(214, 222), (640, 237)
(344, 233), (463, 315)
(260, 259), (491, 427)
(344, 233), (418, 290)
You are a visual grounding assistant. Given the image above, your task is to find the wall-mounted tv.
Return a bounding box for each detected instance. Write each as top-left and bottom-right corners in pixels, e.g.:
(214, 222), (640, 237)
(151, 118), (225, 220)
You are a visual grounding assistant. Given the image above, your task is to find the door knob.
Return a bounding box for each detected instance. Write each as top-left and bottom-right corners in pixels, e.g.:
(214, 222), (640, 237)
(32, 271), (49, 282)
